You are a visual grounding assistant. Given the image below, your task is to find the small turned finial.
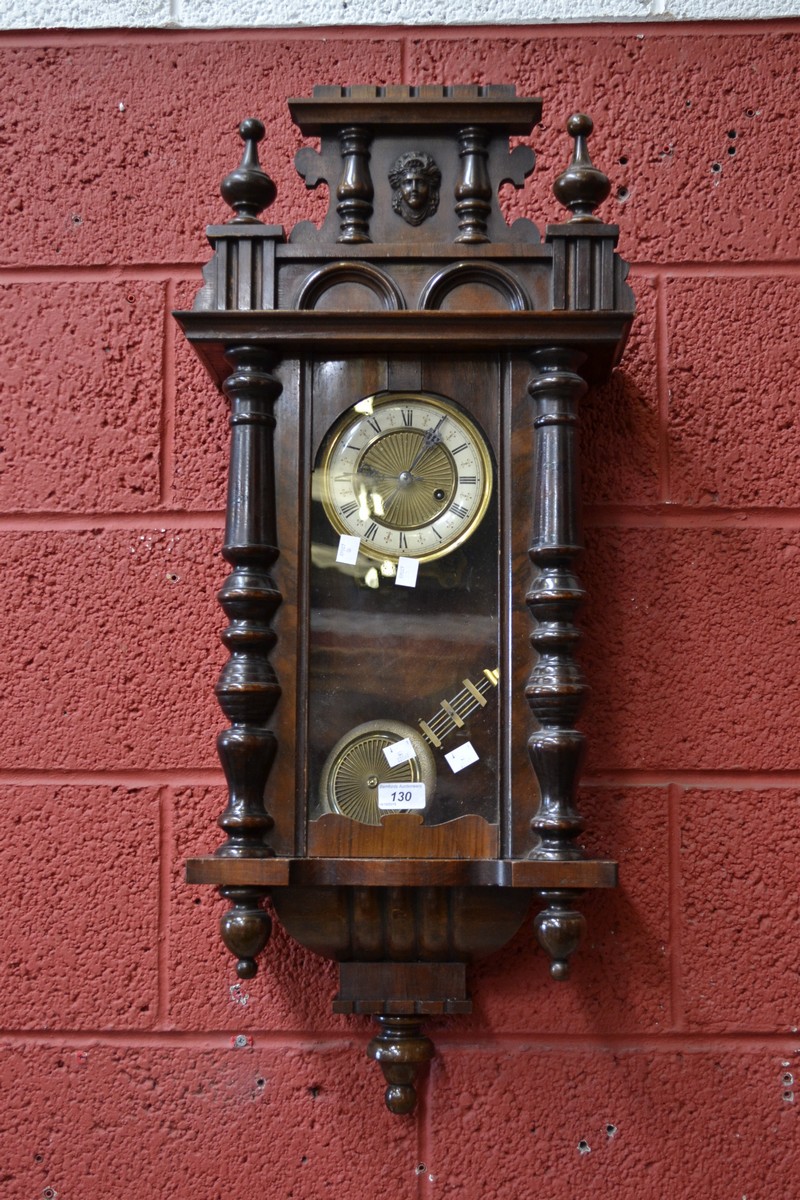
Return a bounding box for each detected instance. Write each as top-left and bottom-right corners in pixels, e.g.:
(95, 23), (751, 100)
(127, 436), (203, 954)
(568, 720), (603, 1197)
(220, 118), (277, 224)
(553, 113), (610, 222)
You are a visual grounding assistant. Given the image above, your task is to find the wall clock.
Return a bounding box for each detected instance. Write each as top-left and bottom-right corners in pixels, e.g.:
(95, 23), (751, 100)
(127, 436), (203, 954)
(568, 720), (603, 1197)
(176, 86), (635, 1114)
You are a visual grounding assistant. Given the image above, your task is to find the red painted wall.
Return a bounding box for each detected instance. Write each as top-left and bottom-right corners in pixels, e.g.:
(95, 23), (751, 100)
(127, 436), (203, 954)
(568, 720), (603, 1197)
(1, 21), (799, 1198)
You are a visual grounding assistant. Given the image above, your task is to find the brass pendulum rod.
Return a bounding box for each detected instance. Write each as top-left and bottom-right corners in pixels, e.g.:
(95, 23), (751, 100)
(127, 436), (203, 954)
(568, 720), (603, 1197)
(418, 667), (499, 749)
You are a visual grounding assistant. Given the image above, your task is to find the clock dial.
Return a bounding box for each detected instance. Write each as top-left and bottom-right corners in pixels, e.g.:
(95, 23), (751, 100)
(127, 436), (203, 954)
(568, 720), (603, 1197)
(320, 391), (493, 562)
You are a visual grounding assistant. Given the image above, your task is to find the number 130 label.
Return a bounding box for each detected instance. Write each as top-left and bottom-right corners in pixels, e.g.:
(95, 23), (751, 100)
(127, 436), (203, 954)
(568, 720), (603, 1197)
(378, 782), (427, 811)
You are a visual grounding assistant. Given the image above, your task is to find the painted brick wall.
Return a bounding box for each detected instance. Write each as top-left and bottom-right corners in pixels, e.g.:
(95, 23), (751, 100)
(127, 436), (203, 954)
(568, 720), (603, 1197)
(1, 22), (799, 1199)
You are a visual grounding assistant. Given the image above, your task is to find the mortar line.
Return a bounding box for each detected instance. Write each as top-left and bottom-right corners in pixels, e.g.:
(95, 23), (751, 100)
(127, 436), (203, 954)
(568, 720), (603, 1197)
(667, 782), (686, 1032)
(160, 277), (177, 506)
(156, 785), (173, 1027)
(0, 511), (223, 531)
(1, 19), (800, 48)
(0, 769), (225, 786)
(5, 260), (800, 284)
(584, 505), (800, 528)
(655, 274), (671, 503)
(8, 505), (800, 533)
(0, 1029), (796, 1049)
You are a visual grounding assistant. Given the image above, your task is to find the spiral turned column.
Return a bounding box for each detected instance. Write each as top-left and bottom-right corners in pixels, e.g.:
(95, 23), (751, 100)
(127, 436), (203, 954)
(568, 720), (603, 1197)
(214, 344), (283, 978)
(525, 347), (589, 979)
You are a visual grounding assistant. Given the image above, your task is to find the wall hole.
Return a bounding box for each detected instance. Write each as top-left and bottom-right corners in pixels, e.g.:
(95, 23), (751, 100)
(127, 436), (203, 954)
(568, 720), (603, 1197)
(578, 1140), (591, 1155)
(711, 162), (722, 173)
(617, 187), (629, 202)
(727, 129), (738, 139)
(618, 155), (628, 165)
(727, 146), (736, 156)
(416, 1164), (426, 1175)
(606, 1124), (617, 1137)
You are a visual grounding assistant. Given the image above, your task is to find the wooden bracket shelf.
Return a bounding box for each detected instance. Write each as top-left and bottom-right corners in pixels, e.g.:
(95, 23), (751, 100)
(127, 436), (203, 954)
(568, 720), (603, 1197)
(186, 855), (617, 890)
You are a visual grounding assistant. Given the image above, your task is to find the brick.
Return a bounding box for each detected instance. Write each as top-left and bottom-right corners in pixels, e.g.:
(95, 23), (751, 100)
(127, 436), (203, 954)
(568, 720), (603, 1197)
(0, 786), (159, 1030)
(427, 1045), (800, 1199)
(0, 39), (401, 267)
(580, 526), (800, 771)
(0, 281), (163, 513)
(680, 787), (800, 1033)
(582, 274), (659, 507)
(0, 529), (221, 770)
(0, 1042), (417, 1200)
(462, 786), (671, 1034)
(409, 31), (800, 263)
(668, 276), (800, 507)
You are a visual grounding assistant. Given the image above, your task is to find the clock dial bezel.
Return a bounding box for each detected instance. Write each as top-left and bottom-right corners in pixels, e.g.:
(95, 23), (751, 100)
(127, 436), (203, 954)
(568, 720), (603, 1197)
(319, 390), (494, 563)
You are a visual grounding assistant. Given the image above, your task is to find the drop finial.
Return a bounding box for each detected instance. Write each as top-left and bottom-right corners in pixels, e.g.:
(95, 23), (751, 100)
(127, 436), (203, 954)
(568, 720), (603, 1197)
(220, 118), (277, 224)
(553, 114), (610, 223)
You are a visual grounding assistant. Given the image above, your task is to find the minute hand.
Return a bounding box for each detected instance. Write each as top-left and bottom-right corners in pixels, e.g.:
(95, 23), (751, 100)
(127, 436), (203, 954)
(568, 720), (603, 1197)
(406, 419), (445, 474)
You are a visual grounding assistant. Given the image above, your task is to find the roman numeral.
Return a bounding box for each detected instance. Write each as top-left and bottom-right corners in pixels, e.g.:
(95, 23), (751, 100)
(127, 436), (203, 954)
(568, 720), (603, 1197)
(339, 501), (358, 518)
(459, 475), (477, 486)
(366, 417), (381, 433)
(450, 442), (468, 455)
(399, 532), (408, 549)
(401, 410), (413, 427)
(364, 522), (379, 541)
(450, 502), (469, 519)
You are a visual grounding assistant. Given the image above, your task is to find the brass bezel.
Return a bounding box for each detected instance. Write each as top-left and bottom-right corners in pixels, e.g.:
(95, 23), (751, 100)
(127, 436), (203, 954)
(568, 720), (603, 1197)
(319, 390), (494, 564)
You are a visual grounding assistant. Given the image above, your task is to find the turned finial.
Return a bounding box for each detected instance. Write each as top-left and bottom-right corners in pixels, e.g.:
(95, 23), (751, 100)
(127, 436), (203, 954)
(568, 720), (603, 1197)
(553, 114), (610, 222)
(220, 118), (277, 224)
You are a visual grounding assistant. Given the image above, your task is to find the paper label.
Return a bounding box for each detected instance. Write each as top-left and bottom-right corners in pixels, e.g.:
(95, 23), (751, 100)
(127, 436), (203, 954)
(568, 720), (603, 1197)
(395, 556), (419, 588)
(336, 534), (361, 565)
(382, 738), (416, 767)
(445, 741), (480, 773)
(378, 782), (427, 811)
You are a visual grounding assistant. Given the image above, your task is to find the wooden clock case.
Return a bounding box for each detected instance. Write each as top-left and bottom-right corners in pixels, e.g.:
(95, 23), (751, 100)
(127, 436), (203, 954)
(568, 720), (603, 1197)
(177, 85), (635, 1114)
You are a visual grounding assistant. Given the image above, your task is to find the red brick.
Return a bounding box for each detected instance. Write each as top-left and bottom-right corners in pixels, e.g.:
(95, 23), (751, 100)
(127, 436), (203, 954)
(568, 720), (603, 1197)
(680, 787), (800, 1033)
(0, 1042), (418, 1200)
(409, 31), (800, 263)
(461, 786), (671, 1034)
(582, 275), (660, 507)
(0, 281), (163, 513)
(0, 39), (401, 267)
(581, 526), (800, 771)
(668, 276), (800, 507)
(0, 529), (221, 770)
(0, 786), (159, 1030)
(428, 1045), (800, 1199)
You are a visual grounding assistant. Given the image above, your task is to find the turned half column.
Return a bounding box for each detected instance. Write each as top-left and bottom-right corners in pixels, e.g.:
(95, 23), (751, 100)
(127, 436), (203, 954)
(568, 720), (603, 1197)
(525, 347), (589, 978)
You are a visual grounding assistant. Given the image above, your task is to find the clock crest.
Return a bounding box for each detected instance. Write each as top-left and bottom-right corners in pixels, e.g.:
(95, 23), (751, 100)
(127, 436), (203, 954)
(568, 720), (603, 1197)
(177, 86), (634, 1114)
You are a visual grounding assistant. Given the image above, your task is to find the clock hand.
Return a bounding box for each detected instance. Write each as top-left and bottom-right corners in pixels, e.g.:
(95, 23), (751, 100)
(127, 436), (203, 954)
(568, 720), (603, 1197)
(406, 418), (445, 475)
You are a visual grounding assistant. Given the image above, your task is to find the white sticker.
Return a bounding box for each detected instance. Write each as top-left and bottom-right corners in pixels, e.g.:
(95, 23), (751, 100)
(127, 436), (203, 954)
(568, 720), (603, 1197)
(445, 741), (480, 773)
(336, 533), (361, 565)
(395, 556), (419, 588)
(383, 737), (416, 767)
(378, 782), (426, 811)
